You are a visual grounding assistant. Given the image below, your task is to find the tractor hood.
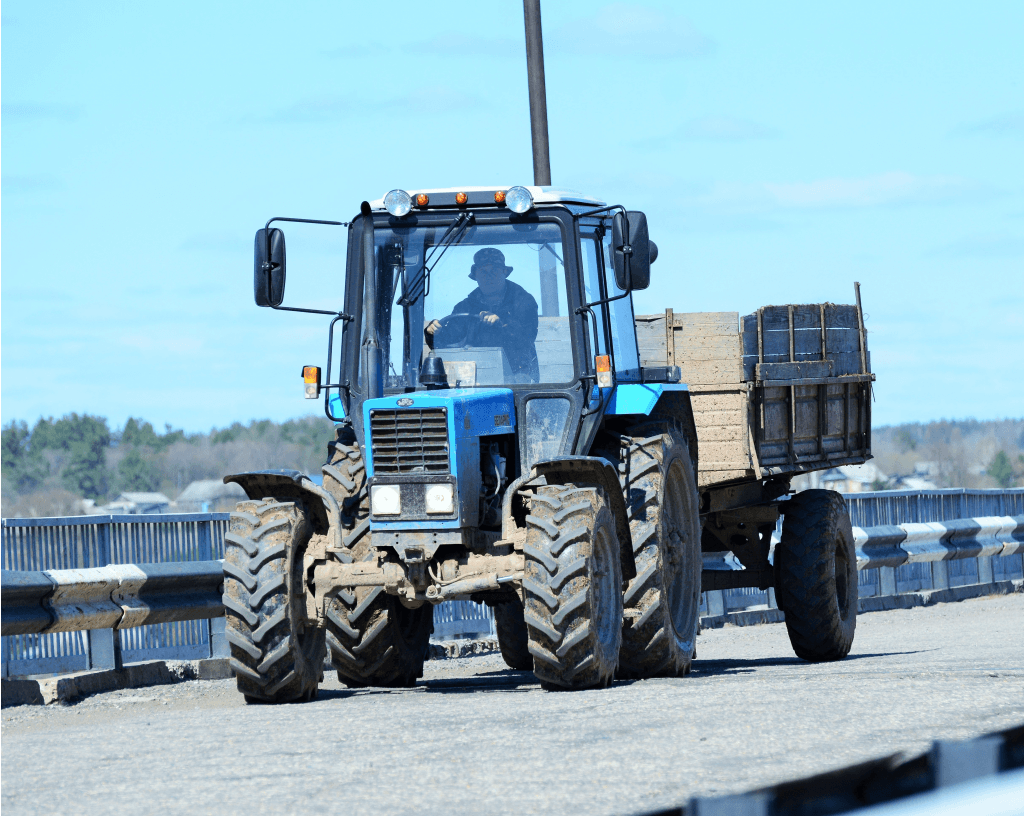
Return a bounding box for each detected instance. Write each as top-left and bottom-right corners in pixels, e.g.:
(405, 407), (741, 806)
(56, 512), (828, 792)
(362, 388), (515, 477)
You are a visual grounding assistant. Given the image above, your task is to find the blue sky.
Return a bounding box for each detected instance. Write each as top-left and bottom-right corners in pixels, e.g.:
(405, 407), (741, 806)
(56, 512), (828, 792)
(2, 2), (1022, 433)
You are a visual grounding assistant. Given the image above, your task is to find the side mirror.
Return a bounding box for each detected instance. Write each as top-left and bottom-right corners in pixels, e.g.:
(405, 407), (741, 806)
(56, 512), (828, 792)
(254, 228), (286, 307)
(611, 211), (652, 291)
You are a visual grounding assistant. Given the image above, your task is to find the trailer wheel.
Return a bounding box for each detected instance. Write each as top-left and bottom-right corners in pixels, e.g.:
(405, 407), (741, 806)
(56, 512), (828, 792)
(223, 499), (326, 704)
(775, 489), (858, 662)
(523, 483), (623, 689)
(615, 424), (701, 679)
(494, 598), (533, 671)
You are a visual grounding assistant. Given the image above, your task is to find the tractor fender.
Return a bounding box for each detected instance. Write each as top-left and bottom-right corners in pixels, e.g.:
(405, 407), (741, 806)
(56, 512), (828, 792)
(528, 456), (637, 582)
(606, 385), (699, 477)
(223, 470), (343, 551)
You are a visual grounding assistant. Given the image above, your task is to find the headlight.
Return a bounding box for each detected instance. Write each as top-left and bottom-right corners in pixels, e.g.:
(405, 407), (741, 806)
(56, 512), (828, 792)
(424, 484), (455, 514)
(371, 485), (401, 515)
(505, 186), (534, 214)
(383, 189), (412, 217)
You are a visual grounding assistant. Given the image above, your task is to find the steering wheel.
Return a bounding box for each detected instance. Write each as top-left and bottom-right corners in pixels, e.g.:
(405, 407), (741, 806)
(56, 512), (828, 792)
(433, 313), (484, 349)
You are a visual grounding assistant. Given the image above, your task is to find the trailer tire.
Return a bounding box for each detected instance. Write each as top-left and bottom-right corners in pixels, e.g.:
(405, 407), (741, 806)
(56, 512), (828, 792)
(615, 423), (702, 679)
(494, 598), (533, 671)
(523, 483), (623, 690)
(775, 489), (858, 662)
(223, 499), (326, 704)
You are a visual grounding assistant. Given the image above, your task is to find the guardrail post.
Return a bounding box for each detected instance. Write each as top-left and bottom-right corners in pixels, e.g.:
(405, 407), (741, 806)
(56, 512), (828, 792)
(879, 566), (897, 596)
(209, 617), (228, 658)
(766, 588), (777, 609)
(931, 560), (950, 590)
(977, 555), (994, 585)
(87, 628), (122, 671)
(706, 590), (725, 617)
(198, 519), (213, 562)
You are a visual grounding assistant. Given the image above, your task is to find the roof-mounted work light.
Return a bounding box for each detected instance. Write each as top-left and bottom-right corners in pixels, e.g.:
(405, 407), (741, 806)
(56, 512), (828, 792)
(384, 189), (413, 217)
(505, 186), (534, 214)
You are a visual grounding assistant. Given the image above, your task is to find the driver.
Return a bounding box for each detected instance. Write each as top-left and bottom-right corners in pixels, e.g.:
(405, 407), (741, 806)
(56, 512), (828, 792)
(425, 247), (540, 382)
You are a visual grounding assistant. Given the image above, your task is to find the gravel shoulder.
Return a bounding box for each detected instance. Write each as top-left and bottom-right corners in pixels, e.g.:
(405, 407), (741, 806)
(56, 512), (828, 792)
(3, 594), (1023, 816)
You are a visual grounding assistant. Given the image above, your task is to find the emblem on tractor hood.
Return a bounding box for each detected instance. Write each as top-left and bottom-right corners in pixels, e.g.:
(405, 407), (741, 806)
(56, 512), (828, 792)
(396, 398), (414, 407)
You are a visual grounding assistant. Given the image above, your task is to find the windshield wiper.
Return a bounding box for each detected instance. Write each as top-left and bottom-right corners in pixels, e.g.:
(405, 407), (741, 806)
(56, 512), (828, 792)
(398, 211), (474, 306)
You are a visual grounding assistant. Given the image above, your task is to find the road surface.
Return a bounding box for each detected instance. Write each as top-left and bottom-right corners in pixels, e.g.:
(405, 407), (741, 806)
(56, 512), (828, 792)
(3, 593), (1023, 815)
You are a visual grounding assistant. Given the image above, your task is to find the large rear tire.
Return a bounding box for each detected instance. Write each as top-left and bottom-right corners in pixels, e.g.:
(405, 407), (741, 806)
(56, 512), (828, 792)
(616, 424), (702, 679)
(321, 432), (433, 687)
(223, 499), (326, 704)
(523, 483), (623, 690)
(494, 598), (533, 671)
(775, 489), (858, 662)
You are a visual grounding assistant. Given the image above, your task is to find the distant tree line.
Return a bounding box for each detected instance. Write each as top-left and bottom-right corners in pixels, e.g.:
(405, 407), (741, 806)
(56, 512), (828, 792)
(1, 414), (335, 517)
(872, 418), (1024, 489)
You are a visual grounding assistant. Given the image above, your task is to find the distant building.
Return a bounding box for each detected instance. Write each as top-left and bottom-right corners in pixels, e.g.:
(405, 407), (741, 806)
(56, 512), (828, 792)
(173, 479), (247, 513)
(818, 462), (888, 493)
(889, 475), (939, 490)
(105, 492), (172, 514)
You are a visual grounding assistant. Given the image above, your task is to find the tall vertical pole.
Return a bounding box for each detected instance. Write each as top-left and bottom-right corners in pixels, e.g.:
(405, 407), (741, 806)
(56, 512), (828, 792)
(523, 0), (551, 186)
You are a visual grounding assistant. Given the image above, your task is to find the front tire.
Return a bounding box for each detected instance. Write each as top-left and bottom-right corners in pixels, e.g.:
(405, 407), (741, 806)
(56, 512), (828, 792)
(321, 433), (433, 687)
(223, 499), (326, 704)
(325, 519), (434, 688)
(775, 489), (858, 662)
(523, 484), (623, 690)
(616, 424), (702, 679)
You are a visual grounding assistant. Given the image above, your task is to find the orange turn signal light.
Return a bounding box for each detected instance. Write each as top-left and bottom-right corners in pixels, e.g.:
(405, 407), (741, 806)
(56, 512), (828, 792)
(595, 355), (613, 388)
(302, 366), (321, 399)
(494, 190), (506, 204)
(456, 191), (468, 205)
(416, 193), (429, 207)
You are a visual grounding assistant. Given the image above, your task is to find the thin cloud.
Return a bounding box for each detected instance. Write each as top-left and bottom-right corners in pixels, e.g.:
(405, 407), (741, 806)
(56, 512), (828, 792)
(763, 172), (985, 209)
(1, 174), (64, 194)
(930, 233), (1024, 259)
(2, 102), (80, 121)
(677, 116), (776, 141)
(321, 43), (393, 59)
(959, 110), (1024, 138)
(407, 32), (520, 59)
(637, 115), (776, 146)
(550, 4), (714, 59)
(263, 86), (481, 124)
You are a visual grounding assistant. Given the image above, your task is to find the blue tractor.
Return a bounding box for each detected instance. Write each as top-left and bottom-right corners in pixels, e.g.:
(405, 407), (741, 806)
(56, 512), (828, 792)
(223, 185), (866, 703)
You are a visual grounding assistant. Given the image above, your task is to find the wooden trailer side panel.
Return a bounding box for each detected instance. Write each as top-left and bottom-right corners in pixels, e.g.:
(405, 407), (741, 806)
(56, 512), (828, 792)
(636, 312), (756, 487)
(637, 301), (873, 488)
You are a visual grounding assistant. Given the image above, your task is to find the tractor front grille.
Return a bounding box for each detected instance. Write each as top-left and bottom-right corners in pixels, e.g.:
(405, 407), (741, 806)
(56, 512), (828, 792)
(370, 408), (450, 474)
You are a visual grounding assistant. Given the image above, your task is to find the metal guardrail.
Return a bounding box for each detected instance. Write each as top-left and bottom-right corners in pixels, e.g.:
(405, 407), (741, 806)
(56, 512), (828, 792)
(1, 512), (493, 678)
(3, 489), (1023, 678)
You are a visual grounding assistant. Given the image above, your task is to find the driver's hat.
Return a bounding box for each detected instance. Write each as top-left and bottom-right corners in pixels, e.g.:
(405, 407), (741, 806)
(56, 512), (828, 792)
(470, 247), (513, 281)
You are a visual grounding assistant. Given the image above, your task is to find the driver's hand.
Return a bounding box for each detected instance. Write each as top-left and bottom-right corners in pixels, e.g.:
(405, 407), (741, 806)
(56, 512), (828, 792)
(425, 319), (442, 336)
(479, 312), (500, 325)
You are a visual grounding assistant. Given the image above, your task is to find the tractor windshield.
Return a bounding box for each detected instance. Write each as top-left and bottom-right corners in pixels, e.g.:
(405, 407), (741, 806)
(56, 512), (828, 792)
(367, 217), (574, 390)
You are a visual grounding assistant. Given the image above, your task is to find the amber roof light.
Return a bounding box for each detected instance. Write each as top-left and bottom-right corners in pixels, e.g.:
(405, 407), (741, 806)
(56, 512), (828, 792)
(416, 193), (429, 207)
(456, 192), (468, 205)
(494, 190), (506, 204)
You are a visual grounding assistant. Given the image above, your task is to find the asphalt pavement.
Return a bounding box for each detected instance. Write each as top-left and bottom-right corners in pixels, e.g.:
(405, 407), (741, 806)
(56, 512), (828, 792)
(3, 593), (1023, 816)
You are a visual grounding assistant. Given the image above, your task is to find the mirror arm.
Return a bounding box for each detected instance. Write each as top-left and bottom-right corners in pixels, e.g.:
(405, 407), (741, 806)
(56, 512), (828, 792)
(262, 215), (354, 317)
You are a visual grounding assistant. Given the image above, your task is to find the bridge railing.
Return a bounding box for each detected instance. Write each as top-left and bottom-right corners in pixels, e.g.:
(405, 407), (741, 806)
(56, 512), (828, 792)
(4, 488), (1023, 679)
(705, 487), (1024, 615)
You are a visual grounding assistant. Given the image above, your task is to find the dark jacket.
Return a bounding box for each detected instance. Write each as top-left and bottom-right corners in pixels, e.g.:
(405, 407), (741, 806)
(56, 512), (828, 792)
(452, 281), (540, 381)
